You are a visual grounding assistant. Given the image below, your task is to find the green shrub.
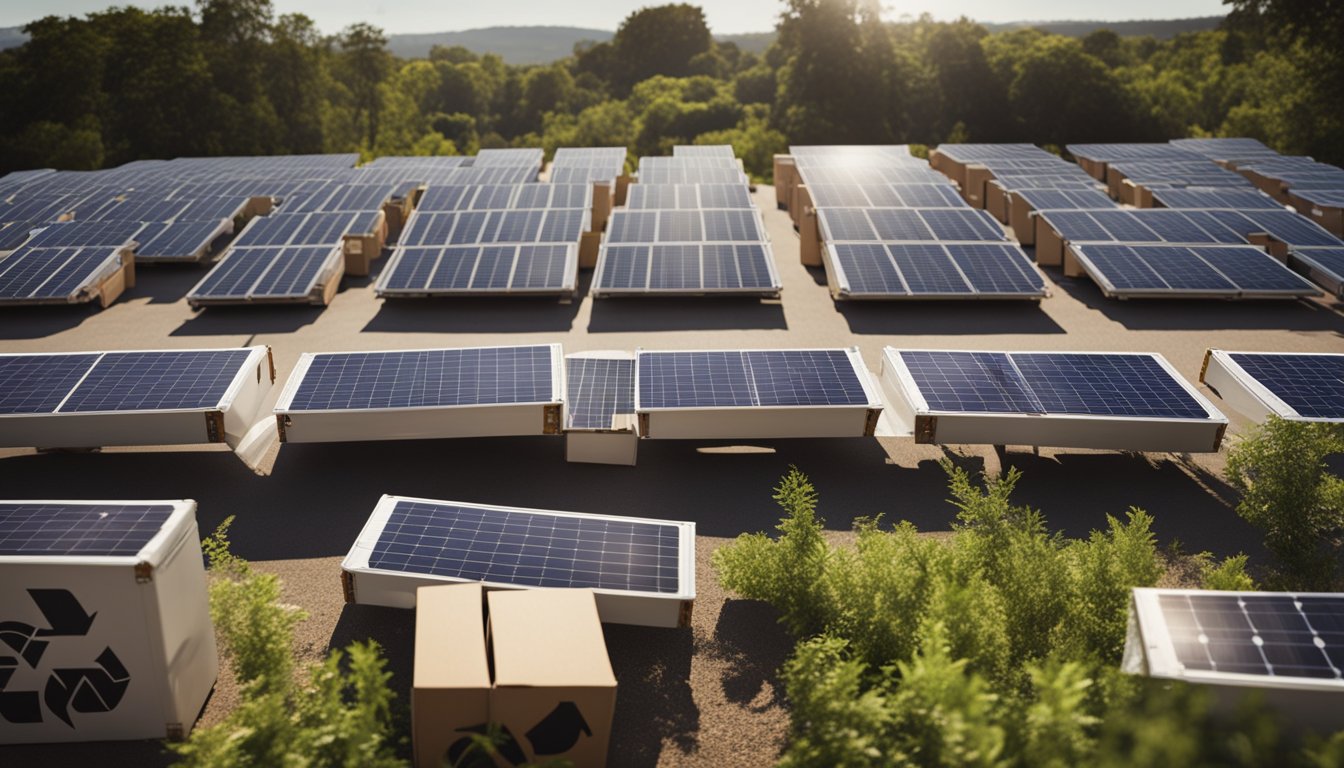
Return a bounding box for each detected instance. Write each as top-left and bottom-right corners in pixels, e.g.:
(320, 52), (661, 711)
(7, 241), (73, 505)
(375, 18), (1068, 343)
(174, 518), (403, 767)
(717, 466), (1342, 767)
(1225, 417), (1344, 590)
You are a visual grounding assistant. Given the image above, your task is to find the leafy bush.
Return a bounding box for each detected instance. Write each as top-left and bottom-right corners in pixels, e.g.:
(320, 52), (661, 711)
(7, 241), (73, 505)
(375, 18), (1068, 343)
(174, 518), (403, 767)
(716, 466), (1339, 767)
(1226, 417), (1344, 590)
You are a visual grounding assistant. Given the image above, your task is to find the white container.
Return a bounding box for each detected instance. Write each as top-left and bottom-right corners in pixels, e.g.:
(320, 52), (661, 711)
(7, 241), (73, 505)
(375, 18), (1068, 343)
(0, 499), (217, 743)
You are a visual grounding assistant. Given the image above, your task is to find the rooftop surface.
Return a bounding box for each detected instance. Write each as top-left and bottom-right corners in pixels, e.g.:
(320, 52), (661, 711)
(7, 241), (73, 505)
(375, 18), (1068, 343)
(2, 183), (1341, 765)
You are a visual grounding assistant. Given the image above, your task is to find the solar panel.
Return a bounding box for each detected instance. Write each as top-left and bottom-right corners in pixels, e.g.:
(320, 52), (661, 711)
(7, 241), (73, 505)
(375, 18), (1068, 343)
(637, 166), (749, 185)
(1288, 247), (1344, 297)
(0, 502), (175, 557)
(1071, 244), (1321, 298)
(188, 245), (340, 302)
(59, 350), (253, 412)
(1209, 209), (1344, 248)
(637, 350), (873, 409)
(399, 209), (586, 246)
(894, 350), (1214, 419)
(605, 209), (765, 244)
(826, 242), (1045, 299)
(1130, 588), (1344, 685)
(592, 243), (779, 296)
(281, 346), (558, 411)
(673, 144), (736, 158)
(0, 246), (126, 302)
(1150, 188), (1283, 211)
(24, 221), (143, 249)
(565, 356), (635, 431)
(133, 220), (228, 261)
(1202, 351), (1344, 422)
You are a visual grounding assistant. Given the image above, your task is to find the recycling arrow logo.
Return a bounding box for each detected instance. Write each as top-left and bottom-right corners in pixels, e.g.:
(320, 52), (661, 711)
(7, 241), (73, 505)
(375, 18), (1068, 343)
(0, 589), (130, 727)
(445, 701), (594, 766)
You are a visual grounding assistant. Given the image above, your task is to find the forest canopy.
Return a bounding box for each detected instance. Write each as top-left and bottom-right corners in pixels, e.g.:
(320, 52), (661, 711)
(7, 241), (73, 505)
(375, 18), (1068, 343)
(0, 0), (1339, 179)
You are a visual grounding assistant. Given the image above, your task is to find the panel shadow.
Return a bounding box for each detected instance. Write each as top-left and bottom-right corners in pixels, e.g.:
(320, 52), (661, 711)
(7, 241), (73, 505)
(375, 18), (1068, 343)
(838, 300), (1064, 335)
(171, 304), (326, 336)
(123, 263), (212, 304)
(363, 296), (581, 333)
(0, 304), (99, 339)
(587, 298), (787, 333)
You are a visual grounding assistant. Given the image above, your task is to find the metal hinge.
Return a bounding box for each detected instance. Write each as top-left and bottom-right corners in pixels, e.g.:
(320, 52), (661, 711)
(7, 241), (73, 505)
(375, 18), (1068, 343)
(204, 411), (225, 443)
(276, 414), (290, 443)
(914, 415), (937, 444)
(638, 413), (650, 437)
(135, 562), (154, 583)
(543, 404), (561, 435)
(678, 600), (694, 628)
(864, 408), (881, 437)
(341, 570), (355, 604)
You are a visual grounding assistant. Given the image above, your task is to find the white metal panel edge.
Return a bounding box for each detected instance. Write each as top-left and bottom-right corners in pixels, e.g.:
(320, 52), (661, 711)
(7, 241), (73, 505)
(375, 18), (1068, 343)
(340, 494), (695, 628)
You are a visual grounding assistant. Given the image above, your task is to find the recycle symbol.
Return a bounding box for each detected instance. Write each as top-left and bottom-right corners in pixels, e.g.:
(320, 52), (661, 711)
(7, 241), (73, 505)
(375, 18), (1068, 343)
(446, 701), (593, 767)
(0, 589), (130, 727)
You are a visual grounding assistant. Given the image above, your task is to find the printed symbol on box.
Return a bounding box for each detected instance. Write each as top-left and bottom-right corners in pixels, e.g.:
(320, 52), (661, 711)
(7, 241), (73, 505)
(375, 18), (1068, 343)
(445, 701), (593, 766)
(0, 589), (130, 727)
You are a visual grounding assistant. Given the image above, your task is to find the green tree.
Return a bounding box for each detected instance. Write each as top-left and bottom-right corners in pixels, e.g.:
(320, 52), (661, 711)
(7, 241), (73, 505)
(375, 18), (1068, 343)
(337, 22), (392, 149)
(612, 4), (714, 93)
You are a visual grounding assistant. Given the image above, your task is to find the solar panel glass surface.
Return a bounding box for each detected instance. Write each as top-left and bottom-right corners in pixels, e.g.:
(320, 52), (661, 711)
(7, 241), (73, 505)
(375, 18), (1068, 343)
(0, 503), (174, 557)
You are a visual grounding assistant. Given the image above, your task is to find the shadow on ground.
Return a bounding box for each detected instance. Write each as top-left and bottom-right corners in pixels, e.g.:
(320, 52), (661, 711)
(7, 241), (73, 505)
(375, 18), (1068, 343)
(0, 304), (99, 339)
(587, 298), (787, 333)
(124, 264), (211, 305)
(838, 300), (1065, 335)
(364, 296), (581, 333)
(171, 305), (325, 337)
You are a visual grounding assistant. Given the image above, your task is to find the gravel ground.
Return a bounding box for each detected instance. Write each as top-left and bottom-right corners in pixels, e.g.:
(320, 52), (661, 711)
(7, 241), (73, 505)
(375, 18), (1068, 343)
(2, 181), (1341, 766)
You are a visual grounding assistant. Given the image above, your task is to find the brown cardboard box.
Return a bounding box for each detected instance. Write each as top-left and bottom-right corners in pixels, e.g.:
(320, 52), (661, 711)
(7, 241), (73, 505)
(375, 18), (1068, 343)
(489, 589), (616, 767)
(413, 584), (491, 768)
(412, 585), (616, 768)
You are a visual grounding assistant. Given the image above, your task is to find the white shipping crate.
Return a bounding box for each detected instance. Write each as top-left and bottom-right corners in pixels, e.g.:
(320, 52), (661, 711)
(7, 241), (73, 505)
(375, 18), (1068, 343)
(0, 500), (217, 744)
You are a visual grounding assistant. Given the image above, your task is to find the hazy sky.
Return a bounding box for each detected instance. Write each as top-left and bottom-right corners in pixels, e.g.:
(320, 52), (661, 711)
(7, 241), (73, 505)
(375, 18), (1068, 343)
(1, 1), (1231, 35)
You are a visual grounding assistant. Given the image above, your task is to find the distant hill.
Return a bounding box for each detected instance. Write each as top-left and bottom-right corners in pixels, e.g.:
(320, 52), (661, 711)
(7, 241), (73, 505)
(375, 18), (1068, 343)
(387, 26), (611, 63)
(981, 16), (1223, 40)
(0, 17), (1222, 61)
(0, 26), (28, 49)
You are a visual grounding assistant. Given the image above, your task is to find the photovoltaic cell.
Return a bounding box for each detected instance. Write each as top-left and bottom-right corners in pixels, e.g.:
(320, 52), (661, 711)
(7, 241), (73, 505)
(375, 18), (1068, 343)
(1156, 592), (1343, 679)
(638, 350), (870, 409)
(898, 350), (1210, 419)
(367, 499), (681, 593)
(285, 346), (555, 411)
(0, 502), (175, 557)
(566, 357), (635, 430)
(1226, 353), (1344, 420)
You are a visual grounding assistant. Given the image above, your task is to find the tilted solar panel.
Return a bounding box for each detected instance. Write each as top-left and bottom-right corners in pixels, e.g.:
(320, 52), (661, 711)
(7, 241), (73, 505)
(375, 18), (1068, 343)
(637, 350), (872, 409)
(592, 243), (779, 296)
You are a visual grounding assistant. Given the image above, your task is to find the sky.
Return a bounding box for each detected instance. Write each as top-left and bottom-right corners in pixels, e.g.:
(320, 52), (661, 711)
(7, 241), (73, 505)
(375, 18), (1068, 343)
(0, 0), (1231, 36)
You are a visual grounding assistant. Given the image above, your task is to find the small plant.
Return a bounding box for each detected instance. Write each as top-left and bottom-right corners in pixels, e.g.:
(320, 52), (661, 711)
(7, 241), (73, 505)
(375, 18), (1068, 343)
(1226, 417), (1344, 590)
(174, 518), (403, 767)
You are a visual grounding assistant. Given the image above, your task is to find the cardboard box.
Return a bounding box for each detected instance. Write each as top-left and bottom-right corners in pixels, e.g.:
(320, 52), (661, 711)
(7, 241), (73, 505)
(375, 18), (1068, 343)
(773, 155), (795, 210)
(413, 585), (616, 768)
(413, 584), (490, 768)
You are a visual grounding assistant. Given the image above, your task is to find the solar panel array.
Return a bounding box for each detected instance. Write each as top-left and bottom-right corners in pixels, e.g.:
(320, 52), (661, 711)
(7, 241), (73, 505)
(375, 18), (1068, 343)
(1070, 244), (1319, 299)
(280, 346), (558, 412)
(798, 144), (1046, 300)
(376, 176), (588, 296)
(893, 349), (1214, 420)
(1144, 590), (1344, 682)
(0, 349), (252, 415)
(549, 147), (626, 186)
(593, 148), (779, 296)
(636, 349), (872, 410)
(361, 498), (683, 594)
(0, 502), (175, 557)
(0, 221), (142, 303)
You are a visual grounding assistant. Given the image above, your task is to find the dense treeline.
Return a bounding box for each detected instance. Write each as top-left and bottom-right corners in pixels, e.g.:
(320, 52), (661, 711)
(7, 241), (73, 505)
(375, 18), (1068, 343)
(0, 0), (1339, 178)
